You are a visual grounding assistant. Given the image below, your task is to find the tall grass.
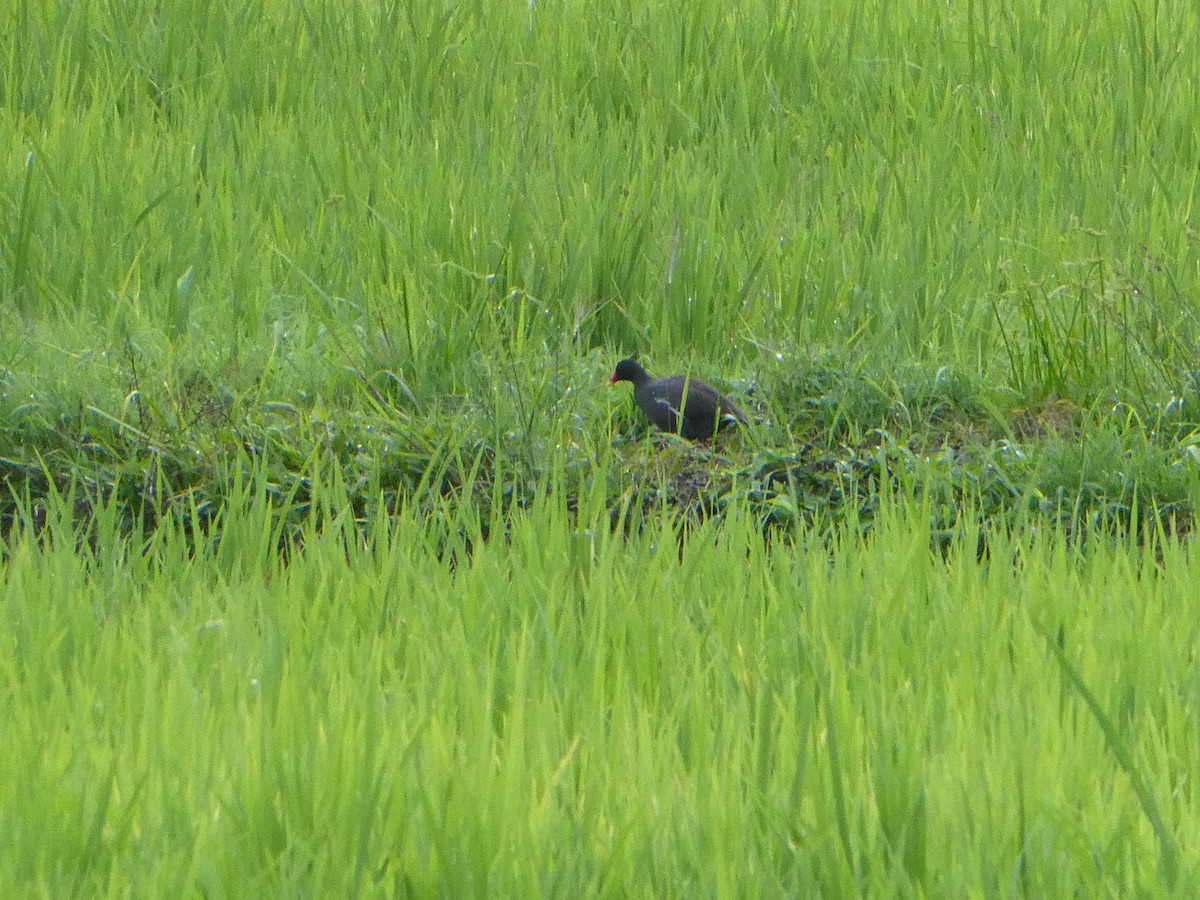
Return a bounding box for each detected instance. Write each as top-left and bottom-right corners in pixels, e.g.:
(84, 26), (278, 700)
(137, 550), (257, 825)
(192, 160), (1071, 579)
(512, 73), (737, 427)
(3, 0), (1198, 401)
(2, 476), (1198, 895)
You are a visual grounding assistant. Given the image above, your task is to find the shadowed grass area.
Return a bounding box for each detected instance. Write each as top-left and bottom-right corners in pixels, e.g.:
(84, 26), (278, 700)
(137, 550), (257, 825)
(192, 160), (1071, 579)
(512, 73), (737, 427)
(3, 345), (1197, 552)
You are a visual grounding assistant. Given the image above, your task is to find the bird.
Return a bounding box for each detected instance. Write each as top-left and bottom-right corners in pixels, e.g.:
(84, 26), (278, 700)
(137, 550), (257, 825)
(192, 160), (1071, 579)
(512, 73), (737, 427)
(609, 356), (747, 440)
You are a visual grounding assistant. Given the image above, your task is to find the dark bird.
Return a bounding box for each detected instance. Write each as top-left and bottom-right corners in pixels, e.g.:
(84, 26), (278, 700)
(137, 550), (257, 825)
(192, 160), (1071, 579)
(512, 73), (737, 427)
(609, 356), (747, 440)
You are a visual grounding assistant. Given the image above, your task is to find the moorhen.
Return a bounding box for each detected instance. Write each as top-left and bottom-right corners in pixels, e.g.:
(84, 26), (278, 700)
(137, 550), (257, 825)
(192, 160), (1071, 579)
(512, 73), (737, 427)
(609, 356), (747, 440)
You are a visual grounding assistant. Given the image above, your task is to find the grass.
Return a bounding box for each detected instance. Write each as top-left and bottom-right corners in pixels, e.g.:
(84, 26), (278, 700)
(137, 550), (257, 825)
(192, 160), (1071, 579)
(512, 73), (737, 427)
(3, 483), (1199, 895)
(3, 0), (1200, 536)
(3, 0), (1200, 894)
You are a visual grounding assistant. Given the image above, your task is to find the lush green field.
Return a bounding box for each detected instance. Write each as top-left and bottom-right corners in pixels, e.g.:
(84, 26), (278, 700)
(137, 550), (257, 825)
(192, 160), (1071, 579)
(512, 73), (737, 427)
(3, 0), (1200, 895)
(3, 488), (1199, 896)
(3, 0), (1200, 525)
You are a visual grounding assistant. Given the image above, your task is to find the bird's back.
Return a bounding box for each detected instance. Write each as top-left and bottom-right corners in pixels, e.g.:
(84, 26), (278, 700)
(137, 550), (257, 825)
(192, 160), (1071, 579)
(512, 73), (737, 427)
(635, 375), (740, 439)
